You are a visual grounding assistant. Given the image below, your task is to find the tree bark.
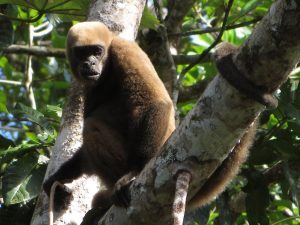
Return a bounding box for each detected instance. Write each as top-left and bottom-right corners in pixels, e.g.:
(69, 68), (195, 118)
(30, 1), (145, 225)
(96, 0), (300, 224)
(30, 0), (300, 225)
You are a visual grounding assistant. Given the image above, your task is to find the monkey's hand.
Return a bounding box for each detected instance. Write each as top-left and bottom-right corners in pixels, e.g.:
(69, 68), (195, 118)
(43, 176), (73, 211)
(112, 171), (138, 208)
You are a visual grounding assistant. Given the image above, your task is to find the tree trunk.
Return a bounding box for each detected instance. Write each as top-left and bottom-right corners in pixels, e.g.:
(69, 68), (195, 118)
(30, 0), (300, 225)
(96, 0), (300, 224)
(30, 1), (146, 225)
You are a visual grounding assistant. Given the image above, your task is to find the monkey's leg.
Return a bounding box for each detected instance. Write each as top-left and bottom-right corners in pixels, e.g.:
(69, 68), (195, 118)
(111, 171), (138, 207)
(43, 150), (85, 210)
(113, 101), (174, 207)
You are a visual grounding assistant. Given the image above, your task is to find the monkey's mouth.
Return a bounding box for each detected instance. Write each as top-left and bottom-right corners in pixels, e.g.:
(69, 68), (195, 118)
(86, 73), (100, 80)
(81, 70), (101, 80)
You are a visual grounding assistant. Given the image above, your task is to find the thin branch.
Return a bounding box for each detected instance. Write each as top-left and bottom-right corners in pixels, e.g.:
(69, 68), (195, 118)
(165, 0), (197, 34)
(178, 0), (234, 80)
(24, 24), (37, 110)
(46, 0), (72, 11)
(178, 79), (212, 103)
(173, 53), (212, 65)
(0, 79), (22, 86)
(34, 21), (50, 32)
(1, 45), (66, 57)
(0, 126), (33, 132)
(169, 18), (261, 37)
(153, 0), (178, 105)
(2, 44), (213, 66)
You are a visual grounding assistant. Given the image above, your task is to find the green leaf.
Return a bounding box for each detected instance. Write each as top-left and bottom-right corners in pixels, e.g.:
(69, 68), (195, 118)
(140, 7), (160, 30)
(0, 90), (8, 113)
(0, 143), (35, 157)
(0, 103), (8, 113)
(230, 0), (261, 23)
(2, 153), (47, 205)
(46, 104), (62, 119)
(17, 103), (53, 132)
(46, 0), (89, 21)
(0, 1), (32, 8)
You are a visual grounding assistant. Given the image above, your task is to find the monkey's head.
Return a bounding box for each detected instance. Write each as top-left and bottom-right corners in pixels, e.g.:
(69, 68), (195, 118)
(66, 22), (113, 84)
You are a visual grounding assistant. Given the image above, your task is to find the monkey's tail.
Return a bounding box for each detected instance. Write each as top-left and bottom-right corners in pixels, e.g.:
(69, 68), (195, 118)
(49, 181), (65, 225)
(187, 123), (257, 209)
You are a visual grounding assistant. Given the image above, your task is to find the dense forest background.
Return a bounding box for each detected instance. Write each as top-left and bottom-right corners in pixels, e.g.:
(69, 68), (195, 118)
(0, 0), (299, 224)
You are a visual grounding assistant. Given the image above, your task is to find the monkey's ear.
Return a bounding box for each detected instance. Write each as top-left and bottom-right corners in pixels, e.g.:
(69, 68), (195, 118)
(109, 36), (157, 76)
(214, 42), (238, 61)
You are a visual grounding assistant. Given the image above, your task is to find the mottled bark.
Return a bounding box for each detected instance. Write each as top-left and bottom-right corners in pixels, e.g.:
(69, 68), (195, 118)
(30, 1), (145, 225)
(97, 1), (300, 224)
(140, 0), (196, 96)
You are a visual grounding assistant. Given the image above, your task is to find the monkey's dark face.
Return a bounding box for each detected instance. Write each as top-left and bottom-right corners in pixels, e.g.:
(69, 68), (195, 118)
(66, 21), (114, 84)
(70, 44), (106, 82)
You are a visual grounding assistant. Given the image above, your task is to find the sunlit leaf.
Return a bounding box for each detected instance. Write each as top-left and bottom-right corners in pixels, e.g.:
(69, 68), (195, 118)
(2, 153), (47, 205)
(140, 7), (160, 30)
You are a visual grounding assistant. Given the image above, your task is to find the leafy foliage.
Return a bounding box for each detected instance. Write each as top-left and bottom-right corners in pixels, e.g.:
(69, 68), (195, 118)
(0, 0), (299, 225)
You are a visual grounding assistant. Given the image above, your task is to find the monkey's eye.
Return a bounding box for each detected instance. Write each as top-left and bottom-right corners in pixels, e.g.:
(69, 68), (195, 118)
(94, 46), (103, 56)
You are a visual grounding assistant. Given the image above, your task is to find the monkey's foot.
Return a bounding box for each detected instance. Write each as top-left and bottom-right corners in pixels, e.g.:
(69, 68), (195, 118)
(112, 175), (136, 208)
(43, 178), (73, 211)
(53, 184), (73, 211)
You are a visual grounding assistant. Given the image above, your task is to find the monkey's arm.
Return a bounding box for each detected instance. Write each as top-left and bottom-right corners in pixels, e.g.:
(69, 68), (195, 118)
(110, 37), (175, 168)
(109, 37), (175, 206)
(111, 101), (174, 207)
(43, 150), (85, 196)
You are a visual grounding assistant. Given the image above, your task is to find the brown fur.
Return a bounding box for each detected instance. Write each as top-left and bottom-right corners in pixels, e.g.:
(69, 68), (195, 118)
(187, 43), (262, 209)
(44, 23), (259, 218)
(188, 122), (257, 209)
(43, 22), (175, 211)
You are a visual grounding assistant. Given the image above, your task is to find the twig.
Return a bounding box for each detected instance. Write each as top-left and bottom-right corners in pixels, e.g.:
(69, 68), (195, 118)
(153, 0), (178, 105)
(24, 24), (37, 110)
(2, 44), (212, 65)
(178, 0), (235, 81)
(178, 79), (211, 103)
(46, 0), (72, 11)
(169, 18), (261, 37)
(173, 53), (212, 65)
(0, 79), (22, 86)
(1, 45), (65, 57)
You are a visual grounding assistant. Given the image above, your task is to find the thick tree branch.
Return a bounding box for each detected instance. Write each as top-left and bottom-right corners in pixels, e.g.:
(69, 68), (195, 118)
(30, 1), (146, 225)
(154, 0), (178, 104)
(178, 0), (234, 79)
(169, 18), (261, 37)
(1, 45), (210, 65)
(140, 0), (196, 96)
(96, 1), (300, 224)
(165, 0), (197, 34)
